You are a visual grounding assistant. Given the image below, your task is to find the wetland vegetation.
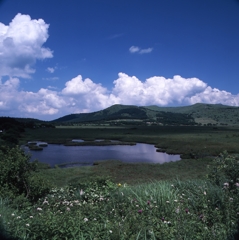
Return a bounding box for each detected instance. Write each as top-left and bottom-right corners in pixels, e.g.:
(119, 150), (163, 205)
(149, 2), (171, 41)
(1, 103), (239, 239)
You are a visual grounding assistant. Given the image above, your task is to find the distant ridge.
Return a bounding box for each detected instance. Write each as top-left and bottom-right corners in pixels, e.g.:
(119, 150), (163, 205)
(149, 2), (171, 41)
(52, 103), (239, 126)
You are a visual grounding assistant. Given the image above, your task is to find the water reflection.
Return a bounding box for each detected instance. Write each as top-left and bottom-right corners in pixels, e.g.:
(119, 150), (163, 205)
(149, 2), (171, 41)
(27, 143), (181, 167)
(72, 139), (84, 143)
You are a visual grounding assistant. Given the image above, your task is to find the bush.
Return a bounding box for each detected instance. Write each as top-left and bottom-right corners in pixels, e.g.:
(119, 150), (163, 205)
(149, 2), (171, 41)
(207, 151), (239, 189)
(0, 147), (52, 205)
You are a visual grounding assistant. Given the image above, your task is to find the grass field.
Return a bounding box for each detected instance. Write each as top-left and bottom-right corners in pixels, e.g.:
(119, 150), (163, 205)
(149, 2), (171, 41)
(1, 125), (239, 239)
(19, 125), (239, 186)
(22, 125), (239, 156)
(34, 157), (212, 187)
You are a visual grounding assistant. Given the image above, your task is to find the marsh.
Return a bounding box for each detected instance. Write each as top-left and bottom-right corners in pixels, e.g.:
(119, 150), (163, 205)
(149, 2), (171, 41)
(27, 142), (181, 167)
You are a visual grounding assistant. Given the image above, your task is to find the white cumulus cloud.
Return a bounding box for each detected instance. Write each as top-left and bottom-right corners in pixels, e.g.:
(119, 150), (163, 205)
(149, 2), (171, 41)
(62, 75), (119, 111)
(112, 73), (207, 106)
(0, 13), (53, 78)
(0, 73), (239, 120)
(129, 46), (153, 54)
(187, 86), (239, 106)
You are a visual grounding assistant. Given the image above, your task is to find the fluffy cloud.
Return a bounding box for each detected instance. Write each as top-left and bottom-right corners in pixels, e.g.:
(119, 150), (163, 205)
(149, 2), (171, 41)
(0, 77), (20, 110)
(129, 46), (140, 53)
(188, 87), (239, 106)
(62, 75), (119, 111)
(47, 67), (55, 73)
(0, 13), (53, 78)
(1, 73), (239, 120)
(129, 46), (153, 54)
(112, 73), (207, 106)
(0, 77), (67, 118)
(0, 14), (238, 120)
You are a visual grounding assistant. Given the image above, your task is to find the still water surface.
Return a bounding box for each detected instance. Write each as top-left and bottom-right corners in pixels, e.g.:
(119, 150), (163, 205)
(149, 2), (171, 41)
(27, 143), (181, 167)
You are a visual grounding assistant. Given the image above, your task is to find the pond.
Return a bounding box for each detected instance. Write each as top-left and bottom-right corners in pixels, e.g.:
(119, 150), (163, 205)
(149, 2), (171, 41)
(25, 141), (181, 168)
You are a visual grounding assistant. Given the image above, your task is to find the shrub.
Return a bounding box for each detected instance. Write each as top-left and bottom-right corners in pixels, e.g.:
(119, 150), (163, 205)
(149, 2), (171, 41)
(0, 147), (52, 205)
(207, 151), (239, 189)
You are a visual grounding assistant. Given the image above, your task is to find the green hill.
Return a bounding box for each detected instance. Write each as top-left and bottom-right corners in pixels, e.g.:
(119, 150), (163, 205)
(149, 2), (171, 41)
(51, 103), (239, 126)
(145, 103), (239, 125)
(53, 105), (149, 123)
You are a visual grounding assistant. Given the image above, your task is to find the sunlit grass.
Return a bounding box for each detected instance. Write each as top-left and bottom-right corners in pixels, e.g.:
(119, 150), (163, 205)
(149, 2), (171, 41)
(33, 156), (212, 187)
(1, 177), (239, 239)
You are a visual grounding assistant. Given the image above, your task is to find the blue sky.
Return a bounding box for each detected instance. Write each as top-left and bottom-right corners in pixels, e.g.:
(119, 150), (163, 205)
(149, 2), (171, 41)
(0, 0), (239, 120)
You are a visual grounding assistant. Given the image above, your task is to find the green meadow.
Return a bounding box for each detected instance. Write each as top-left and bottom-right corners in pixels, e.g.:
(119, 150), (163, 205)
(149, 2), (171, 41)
(1, 125), (239, 239)
(23, 125), (239, 155)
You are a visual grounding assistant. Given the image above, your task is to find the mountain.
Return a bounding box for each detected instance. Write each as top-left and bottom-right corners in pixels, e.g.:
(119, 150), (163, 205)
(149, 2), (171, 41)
(145, 103), (239, 125)
(52, 103), (239, 126)
(53, 105), (149, 123)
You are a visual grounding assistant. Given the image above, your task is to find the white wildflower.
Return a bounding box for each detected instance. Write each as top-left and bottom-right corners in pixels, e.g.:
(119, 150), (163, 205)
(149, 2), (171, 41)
(43, 199), (49, 205)
(223, 183), (229, 188)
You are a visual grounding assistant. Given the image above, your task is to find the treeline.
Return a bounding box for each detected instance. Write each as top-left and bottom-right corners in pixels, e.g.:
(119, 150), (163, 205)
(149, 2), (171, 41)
(0, 117), (25, 145)
(0, 117), (55, 146)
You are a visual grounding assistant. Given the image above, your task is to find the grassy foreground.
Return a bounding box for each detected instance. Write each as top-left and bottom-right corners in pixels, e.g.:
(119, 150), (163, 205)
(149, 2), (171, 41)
(1, 178), (239, 239)
(1, 125), (239, 239)
(1, 151), (239, 239)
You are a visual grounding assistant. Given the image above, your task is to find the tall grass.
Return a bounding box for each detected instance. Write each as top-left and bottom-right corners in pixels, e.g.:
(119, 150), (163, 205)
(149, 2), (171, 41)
(1, 151), (239, 239)
(1, 178), (238, 239)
